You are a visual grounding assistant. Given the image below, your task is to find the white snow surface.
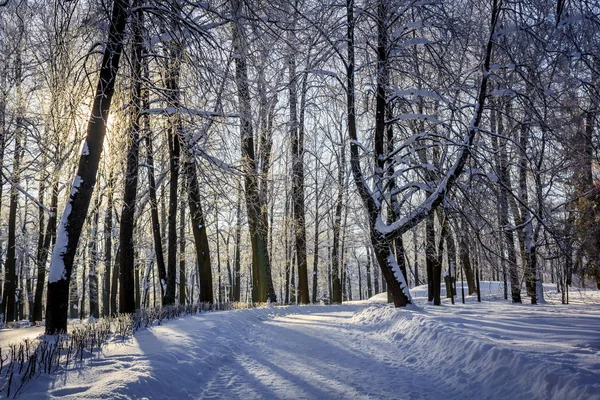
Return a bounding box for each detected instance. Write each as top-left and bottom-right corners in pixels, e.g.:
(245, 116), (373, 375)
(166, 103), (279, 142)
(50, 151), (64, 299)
(9, 285), (600, 399)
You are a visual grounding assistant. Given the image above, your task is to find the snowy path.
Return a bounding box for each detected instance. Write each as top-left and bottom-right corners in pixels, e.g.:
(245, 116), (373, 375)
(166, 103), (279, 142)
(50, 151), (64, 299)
(207, 310), (459, 399)
(0, 325), (44, 347)
(31, 305), (457, 399)
(14, 292), (600, 399)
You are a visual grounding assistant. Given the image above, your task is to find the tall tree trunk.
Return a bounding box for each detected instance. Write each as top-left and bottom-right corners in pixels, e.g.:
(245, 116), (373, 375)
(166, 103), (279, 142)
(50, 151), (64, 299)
(413, 230), (419, 286)
(111, 246), (120, 314)
(89, 193), (101, 318)
(490, 102), (508, 300)
(164, 17), (182, 306)
(216, 205), (223, 304)
(103, 171), (114, 316)
(0, 65), (6, 311)
(290, 252), (296, 304)
(311, 173), (320, 303)
(141, 259), (152, 308)
(179, 192), (186, 305)
(184, 152), (213, 303)
(366, 246), (373, 298)
(494, 101), (522, 303)
(288, 34), (309, 304)
(32, 177), (59, 322)
(445, 224), (457, 299)
(347, 263), (353, 301)
(356, 252), (363, 300)
(284, 192), (291, 304)
(226, 231), (233, 301)
(458, 219), (477, 295)
(145, 124), (167, 303)
(370, 245), (379, 294)
(45, 0), (128, 334)
(517, 88), (536, 303)
(3, 42), (23, 323)
(119, 0), (143, 314)
(432, 211), (447, 305)
(331, 137), (344, 303)
(425, 214), (435, 301)
(232, 0), (275, 303)
(32, 160), (47, 322)
(233, 183), (242, 302)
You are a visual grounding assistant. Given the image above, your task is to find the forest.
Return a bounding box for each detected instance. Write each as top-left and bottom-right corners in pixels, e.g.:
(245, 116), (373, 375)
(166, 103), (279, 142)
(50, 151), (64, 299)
(0, 0), (598, 337)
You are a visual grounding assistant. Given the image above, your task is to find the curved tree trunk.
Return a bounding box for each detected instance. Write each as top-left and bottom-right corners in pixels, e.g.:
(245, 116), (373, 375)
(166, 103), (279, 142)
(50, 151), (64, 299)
(45, 0), (128, 334)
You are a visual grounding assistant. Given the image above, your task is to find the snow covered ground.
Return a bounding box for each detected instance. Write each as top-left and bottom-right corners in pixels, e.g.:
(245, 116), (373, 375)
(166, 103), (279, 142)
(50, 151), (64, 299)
(5, 283), (600, 399)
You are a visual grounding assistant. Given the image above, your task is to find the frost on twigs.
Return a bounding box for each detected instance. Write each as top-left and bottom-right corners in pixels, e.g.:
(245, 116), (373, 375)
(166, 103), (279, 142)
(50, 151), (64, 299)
(0, 319), (112, 398)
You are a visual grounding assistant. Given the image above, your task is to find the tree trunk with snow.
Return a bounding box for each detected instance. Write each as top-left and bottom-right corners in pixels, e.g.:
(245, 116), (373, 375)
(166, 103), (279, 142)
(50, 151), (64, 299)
(345, 0), (500, 307)
(45, 0), (128, 334)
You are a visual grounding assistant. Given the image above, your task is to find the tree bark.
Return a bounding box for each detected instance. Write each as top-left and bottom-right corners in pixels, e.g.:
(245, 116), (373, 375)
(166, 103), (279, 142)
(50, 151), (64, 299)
(111, 246), (120, 314)
(233, 183), (242, 302)
(184, 153), (213, 303)
(31, 160), (47, 322)
(164, 20), (182, 306)
(366, 247), (373, 298)
(3, 42), (23, 323)
(179, 192), (187, 305)
(232, 0), (276, 303)
(119, 0), (143, 314)
(89, 194), (101, 318)
(145, 123), (167, 303)
(32, 177), (59, 322)
(494, 101), (522, 303)
(45, 0), (128, 334)
(103, 171), (114, 316)
(331, 128), (345, 304)
(288, 31), (309, 304)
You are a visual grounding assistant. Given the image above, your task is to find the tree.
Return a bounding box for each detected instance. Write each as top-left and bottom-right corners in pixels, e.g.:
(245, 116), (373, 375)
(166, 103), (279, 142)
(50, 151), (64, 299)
(343, 0), (501, 307)
(118, 0), (143, 314)
(231, 0), (276, 303)
(45, 0), (128, 334)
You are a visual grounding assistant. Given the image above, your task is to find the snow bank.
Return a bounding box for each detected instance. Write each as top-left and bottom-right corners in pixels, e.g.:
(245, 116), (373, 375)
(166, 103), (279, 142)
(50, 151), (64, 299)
(351, 302), (600, 400)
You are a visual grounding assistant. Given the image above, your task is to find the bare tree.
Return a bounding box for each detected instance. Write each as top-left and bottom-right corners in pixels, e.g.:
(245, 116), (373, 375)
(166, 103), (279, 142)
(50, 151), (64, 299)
(45, 0), (128, 334)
